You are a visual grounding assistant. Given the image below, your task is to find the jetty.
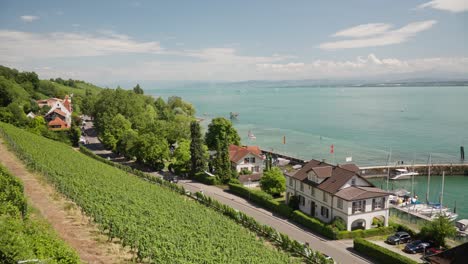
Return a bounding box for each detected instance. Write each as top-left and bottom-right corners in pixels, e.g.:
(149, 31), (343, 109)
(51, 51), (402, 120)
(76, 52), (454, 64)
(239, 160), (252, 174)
(360, 163), (468, 178)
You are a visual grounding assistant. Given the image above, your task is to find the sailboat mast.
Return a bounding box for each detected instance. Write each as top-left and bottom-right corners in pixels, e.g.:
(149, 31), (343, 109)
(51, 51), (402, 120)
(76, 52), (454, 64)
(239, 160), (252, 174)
(386, 150), (392, 191)
(440, 171), (445, 214)
(411, 160), (414, 197)
(426, 154), (432, 204)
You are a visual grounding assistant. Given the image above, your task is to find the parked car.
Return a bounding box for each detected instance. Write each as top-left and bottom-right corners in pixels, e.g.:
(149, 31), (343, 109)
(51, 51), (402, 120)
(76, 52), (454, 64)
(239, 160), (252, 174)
(404, 240), (431, 254)
(386, 231), (411, 245)
(426, 247), (443, 256)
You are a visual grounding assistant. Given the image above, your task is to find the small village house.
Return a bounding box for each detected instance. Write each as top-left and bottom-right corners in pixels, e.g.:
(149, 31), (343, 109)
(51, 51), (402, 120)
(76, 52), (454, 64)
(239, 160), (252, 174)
(285, 159), (391, 231)
(37, 95), (72, 130)
(229, 145), (265, 186)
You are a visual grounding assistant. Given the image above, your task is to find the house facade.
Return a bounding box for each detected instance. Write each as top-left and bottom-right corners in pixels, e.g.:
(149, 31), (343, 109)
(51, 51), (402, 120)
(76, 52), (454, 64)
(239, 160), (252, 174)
(39, 96), (73, 130)
(229, 145), (265, 185)
(285, 160), (390, 231)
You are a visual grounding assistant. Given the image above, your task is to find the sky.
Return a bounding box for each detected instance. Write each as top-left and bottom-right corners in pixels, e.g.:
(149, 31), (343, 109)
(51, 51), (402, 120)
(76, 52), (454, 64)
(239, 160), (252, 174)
(0, 0), (467, 84)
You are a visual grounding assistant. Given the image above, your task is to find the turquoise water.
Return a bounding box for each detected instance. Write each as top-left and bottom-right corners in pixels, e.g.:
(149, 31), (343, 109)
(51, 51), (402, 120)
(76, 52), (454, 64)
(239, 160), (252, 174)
(147, 84), (468, 166)
(369, 175), (468, 220)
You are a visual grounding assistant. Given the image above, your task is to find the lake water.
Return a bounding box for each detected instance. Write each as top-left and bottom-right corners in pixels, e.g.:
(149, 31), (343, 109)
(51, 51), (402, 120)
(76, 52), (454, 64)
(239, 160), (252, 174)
(146, 84), (468, 219)
(147, 84), (468, 166)
(369, 175), (468, 220)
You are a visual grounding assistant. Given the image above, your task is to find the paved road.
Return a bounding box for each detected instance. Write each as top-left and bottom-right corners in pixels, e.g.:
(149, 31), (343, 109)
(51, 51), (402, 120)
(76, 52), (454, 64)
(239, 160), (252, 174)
(82, 119), (372, 264)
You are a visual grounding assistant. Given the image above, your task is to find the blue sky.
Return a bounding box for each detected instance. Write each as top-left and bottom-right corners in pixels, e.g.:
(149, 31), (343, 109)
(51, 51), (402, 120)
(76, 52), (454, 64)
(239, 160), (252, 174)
(0, 0), (467, 83)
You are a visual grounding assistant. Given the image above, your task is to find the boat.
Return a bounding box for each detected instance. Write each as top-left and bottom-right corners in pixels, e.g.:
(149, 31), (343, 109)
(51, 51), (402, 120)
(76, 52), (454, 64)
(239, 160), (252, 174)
(418, 203), (449, 215)
(390, 168), (419, 180)
(248, 130), (256, 140)
(430, 211), (458, 222)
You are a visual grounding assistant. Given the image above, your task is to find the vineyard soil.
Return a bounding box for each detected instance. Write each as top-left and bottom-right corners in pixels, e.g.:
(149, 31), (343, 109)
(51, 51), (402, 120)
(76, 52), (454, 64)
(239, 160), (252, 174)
(0, 138), (132, 264)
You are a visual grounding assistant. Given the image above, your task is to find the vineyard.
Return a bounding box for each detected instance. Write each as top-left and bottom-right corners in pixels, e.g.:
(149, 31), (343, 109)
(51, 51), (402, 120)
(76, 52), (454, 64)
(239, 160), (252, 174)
(0, 163), (79, 263)
(0, 122), (298, 263)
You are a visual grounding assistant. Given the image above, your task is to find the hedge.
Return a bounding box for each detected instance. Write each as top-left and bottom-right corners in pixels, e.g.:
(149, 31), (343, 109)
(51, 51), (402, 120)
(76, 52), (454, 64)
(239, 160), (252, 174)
(336, 226), (395, 239)
(353, 238), (419, 264)
(228, 183), (293, 218)
(193, 172), (219, 185)
(290, 211), (336, 239)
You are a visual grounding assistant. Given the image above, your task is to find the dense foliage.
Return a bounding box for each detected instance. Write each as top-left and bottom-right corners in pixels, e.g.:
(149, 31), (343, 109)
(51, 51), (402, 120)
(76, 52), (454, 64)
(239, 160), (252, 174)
(0, 65), (101, 145)
(190, 121), (207, 175)
(353, 238), (418, 264)
(92, 88), (195, 170)
(0, 123), (296, 263)
(260, 167), (286, 196)
(0, 164), (79, 263)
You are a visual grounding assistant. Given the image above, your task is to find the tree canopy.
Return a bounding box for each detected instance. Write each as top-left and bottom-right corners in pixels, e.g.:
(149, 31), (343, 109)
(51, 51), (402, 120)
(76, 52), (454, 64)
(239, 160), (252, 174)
(260, 167), (286, 197)
(205, 117), (240, 150)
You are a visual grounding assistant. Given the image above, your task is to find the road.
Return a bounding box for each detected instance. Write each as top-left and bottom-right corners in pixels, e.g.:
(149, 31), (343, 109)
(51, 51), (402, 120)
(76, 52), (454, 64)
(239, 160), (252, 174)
(81, 119), (372, 264)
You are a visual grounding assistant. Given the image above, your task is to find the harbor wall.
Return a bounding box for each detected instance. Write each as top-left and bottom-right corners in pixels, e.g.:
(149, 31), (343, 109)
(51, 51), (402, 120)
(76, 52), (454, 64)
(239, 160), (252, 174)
(360, 164), (468, 178)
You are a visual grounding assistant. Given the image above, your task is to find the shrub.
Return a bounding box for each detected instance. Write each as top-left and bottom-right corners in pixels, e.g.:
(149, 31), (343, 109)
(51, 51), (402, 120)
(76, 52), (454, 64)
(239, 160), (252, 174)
(353, 238), (418, 264)
(193, 172), (219, 185)
(331, 217), (346, 231)
(336, 226), (395, 239)
(290, 211), (336, 239)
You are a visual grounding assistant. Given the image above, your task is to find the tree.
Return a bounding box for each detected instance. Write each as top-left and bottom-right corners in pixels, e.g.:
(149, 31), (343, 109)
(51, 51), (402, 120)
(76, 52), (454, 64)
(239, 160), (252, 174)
(419, 214), (457, 247)
(260, 167), (286, 197)
(173, 139), (191, 174)
(133, 84), (144, 94)
(135, 133), (169, 170)
(212, 139), (233, 183)
(205, 117), (240, 150)
(190, 121), (207, 175)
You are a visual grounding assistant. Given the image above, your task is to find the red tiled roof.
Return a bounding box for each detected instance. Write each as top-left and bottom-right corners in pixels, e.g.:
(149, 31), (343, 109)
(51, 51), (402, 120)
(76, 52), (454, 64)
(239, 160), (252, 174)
(46, 108), (67, 118)
(229, 145), (263, 163)
(339, 163), (360, 173)
(48, 116), (67, 127)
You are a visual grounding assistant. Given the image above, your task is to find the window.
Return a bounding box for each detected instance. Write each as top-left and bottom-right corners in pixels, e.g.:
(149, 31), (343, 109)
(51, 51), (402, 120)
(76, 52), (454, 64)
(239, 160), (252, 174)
(250, 157), (256, 163)
(299, 195), (305, 206)
(289, 177), (293, 186)
(244, 158), (249, 164)
(300, 182), (304, 192)
(372, 197), (385, 210)
(323, 192), (327, 202)
(253, 166), (259, 172)
(337, 198), (343, 209)
(311, 187), (315, 196)
(320, 206), (329, 218)
(351, 178), (356, 186)
(352, 200), (366, 214)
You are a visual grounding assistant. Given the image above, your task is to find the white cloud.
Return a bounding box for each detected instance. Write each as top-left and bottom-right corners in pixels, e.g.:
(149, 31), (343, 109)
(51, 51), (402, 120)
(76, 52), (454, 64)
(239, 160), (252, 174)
(320, 20), (437, 50)
(333, 23), (393, 38)
(20, 15), (39, 22)
(0, 30), (163, 61)
(419, 0), (468, 13)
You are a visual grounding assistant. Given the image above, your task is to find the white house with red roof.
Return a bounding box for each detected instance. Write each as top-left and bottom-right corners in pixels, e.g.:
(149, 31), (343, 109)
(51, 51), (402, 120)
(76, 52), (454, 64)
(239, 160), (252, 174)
(229, 145), (265, 184)
(39, 95), (73, 130)
(285, 159), (391, 231)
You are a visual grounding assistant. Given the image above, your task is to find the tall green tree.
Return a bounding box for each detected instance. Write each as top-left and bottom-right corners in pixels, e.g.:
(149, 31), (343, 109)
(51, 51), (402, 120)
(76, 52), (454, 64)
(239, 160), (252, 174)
(135, 133), (169, 170)
(419, 214), (457, 247)
(133, 84), (144, 94)
(190, 121), (206, 175)
(205, 117), (240, 150)
(173, 139), (191, 174)
(260, 167), (286, 197)
(213, 139), (233, 183)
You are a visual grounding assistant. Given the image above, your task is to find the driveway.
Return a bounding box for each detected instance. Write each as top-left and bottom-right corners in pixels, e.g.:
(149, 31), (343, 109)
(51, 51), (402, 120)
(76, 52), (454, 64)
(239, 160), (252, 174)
(372, 240), (423, 263)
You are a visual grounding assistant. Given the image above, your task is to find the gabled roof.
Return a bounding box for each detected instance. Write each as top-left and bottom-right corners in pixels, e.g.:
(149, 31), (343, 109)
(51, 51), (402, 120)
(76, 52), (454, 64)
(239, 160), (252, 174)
(229, 145), (263, 163)
(238, 173), (262, 183)
(48, 116), (67, 127)
(46, 108), (67, 118)
(289, 159), (330, 181)
(317, 166), (359, 194)
(335, 186), (392, 201)
(338, 163), (360, 173)
(312, 166), (333, 178)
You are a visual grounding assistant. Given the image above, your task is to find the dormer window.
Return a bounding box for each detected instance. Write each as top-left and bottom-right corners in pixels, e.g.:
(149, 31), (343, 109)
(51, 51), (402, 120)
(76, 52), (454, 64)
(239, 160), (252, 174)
(351, 178), (356, 186)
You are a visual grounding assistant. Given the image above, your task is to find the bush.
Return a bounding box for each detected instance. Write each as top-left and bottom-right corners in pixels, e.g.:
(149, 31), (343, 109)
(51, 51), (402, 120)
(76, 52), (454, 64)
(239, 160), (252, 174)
(337, 226), (395, 239)
(193, 172), (219, 185)
(228, 183), (293, 218)
(331, 217), (346, 231)
(354, 238), (418, 264)
(290, 211), (336, 239)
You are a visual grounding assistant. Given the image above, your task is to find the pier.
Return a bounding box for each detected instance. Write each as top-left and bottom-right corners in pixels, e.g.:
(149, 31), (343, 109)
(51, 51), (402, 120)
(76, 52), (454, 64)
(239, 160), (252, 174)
(360, 163), (468, 178)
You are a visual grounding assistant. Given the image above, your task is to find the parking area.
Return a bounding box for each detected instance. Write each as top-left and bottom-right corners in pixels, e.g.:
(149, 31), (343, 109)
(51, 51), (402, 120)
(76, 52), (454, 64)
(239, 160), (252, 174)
(371, 240), (423, 263)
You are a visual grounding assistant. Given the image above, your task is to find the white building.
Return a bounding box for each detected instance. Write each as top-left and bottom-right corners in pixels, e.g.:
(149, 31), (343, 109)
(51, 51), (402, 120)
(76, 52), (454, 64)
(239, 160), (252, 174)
(285, 160), (391, 231)
(229, 145), (265, 186)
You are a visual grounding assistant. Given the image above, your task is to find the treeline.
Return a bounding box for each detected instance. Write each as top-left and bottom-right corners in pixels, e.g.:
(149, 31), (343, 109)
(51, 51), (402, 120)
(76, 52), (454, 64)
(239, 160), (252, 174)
(0, 164), (79, 263)
(49, 77), (87, 88)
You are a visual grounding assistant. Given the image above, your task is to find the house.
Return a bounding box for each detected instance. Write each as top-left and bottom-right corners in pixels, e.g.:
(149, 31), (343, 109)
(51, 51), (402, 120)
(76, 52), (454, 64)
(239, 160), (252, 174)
(229, 145), (265, 185)
(424, 242), (468, 264)
(38, 95), (73, 130)
(285, 159), (391, 231)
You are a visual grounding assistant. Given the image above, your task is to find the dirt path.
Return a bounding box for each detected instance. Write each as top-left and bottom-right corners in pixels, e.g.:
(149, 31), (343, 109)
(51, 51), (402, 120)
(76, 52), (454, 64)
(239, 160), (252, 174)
(0, 139), (132, 264)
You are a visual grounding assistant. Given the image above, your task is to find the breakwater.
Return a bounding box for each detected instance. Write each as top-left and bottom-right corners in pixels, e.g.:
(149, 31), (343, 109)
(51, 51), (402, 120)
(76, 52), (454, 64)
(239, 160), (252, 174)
(360, 164), (468, 178)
